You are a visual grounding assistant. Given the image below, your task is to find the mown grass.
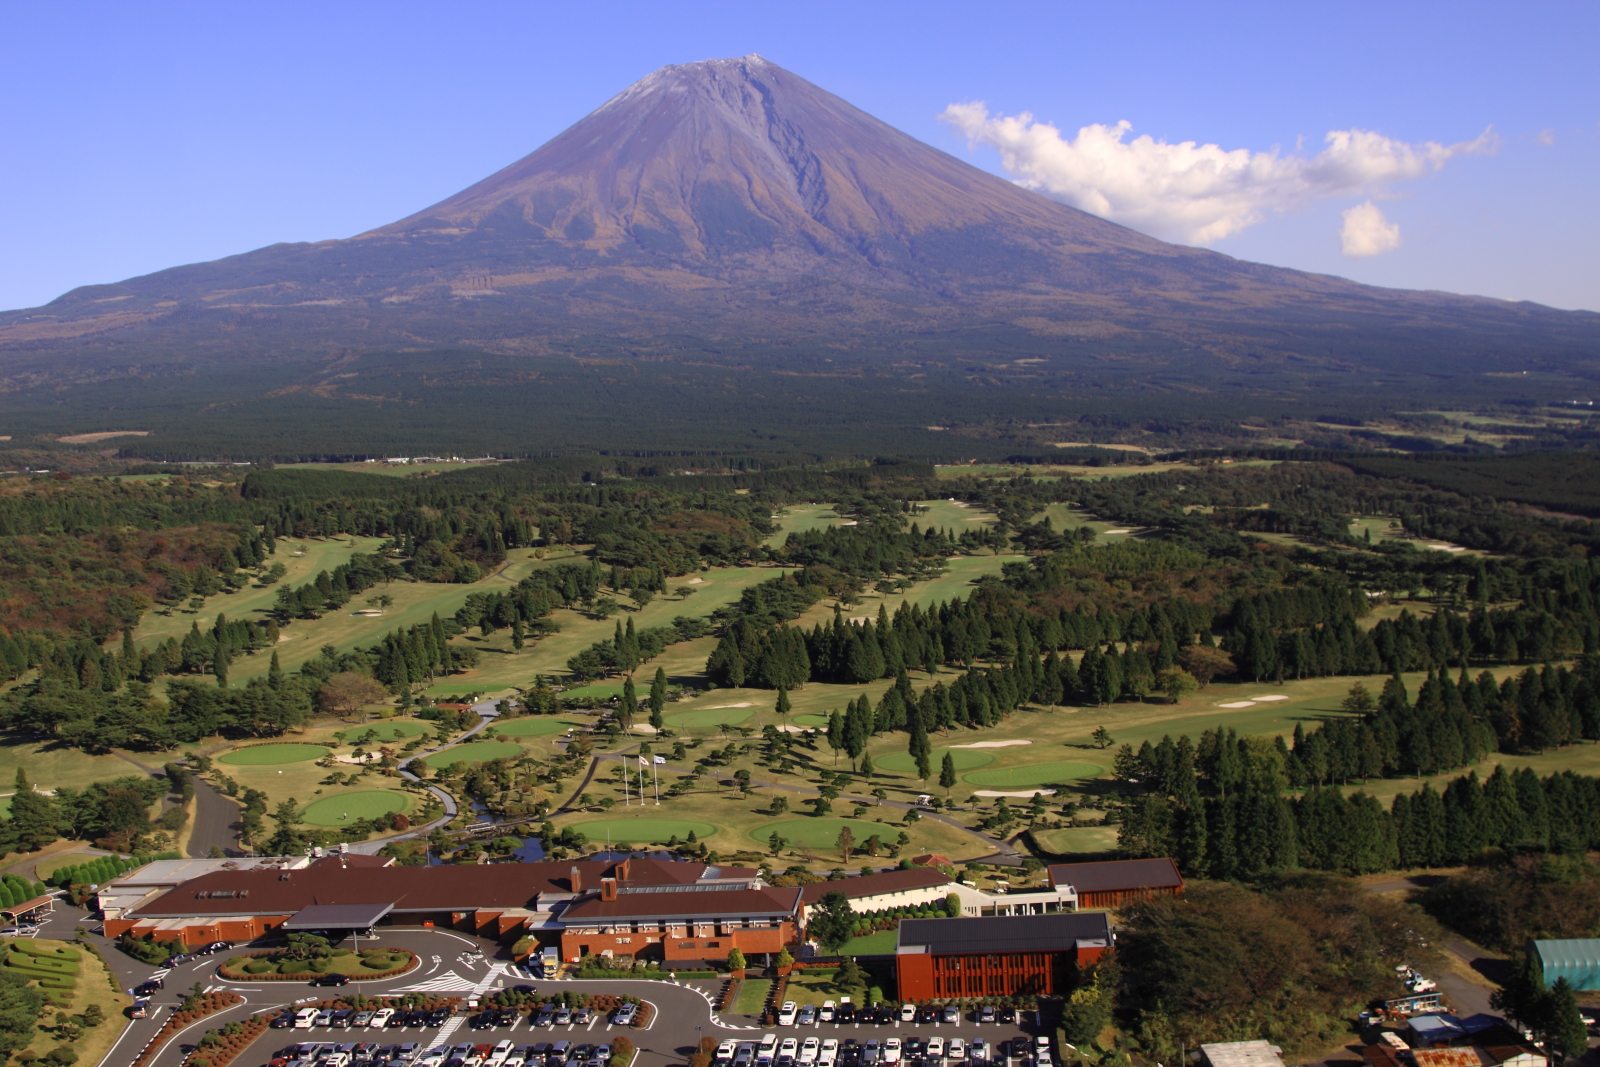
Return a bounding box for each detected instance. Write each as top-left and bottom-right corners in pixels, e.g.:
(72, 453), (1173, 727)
(300, 790), (411, 826)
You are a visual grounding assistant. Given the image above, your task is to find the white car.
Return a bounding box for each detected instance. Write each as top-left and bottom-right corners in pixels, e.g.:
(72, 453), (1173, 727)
(926, 1038), (944, 1060)
(778, 1002), (799, 1027)
(369, 1008), (395, 1029)
(760, 1035), (779, 1058)
(900, 1004), (916, 1024)
(1034, 1037), (1051, 1057)
(419, 1050), (449, 1067)
(489, 1041), (515, 1066)
(883, 1039), (902, 1065)
(819, 1002), (836, 1024)
(799, 1038), (820, 1065)
(717, 1042), (738, 1063)
(779, 1038), (799, 1060)
(947, 1039), (966, 1062)
(818, 1039), (839, 1067)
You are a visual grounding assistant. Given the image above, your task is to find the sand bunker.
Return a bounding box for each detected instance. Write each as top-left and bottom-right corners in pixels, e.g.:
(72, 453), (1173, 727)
(687, 577), (705, 584)
(1104, 529), (1134, 534)
(57, 430), (150, 444)
(776, 724), (807, 734)
(1217, 701), (1257, 708)
(1251, 695), (1289, 702)
(973, 789), (1057, 798)
(704, 702), (754, 709)
(950, 739), (1032, 749)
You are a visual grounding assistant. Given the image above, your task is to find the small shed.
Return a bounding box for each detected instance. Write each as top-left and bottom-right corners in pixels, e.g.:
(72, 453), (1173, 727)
(1408, 1014), (1467, 1048)
(1532, 938), (1600, 991)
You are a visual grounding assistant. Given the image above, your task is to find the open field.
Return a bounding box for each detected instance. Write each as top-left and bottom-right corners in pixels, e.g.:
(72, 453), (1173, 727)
(766, 503), (850, 546)
(557, 817), (718, 844)
(876, 748), (995, 773)
(1030, 825), (1119, 855)
(2, 936), (130, 1065)
(421, 741), (526, 768)
(964, 762), (1103, 788)
(490, 717), (584, 738)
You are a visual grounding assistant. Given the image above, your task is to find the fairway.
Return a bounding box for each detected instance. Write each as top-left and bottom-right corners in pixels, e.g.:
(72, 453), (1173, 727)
(301, 791), (411, 826)
(562, 817), (717, 844)
(558, 684), (627, 701)
(666, 705), (756, 727)
(751, 817), (897, 849)
(965, 762), (1103, 788)
(218, 743), (329, 766)
(490, 718), (583, 738)
(791, 714), (829, 727)
(1031, 825), (1119, 855)
(877, 748), (994, 774)
(346, 721), (428, 741)
(420, 741), (525, 768)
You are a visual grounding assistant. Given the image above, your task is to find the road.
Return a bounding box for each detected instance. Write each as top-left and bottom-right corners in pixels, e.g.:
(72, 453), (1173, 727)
(187, 778), (242, 857)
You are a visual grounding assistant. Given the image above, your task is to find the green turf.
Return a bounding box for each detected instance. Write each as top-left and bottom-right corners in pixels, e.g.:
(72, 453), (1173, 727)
(964, 762), (1104, 788)
(666, 705), (756, 727)
(301, 791), (411, 826)
(1031, 826), (1119, 855)
(561, 817), (718, 844)
(735, 978), (774, 1014)
(749, 817), (899, 849)
(791, 715), (829, 727)
(420, 741), (526, 768)
(558, 684), (627, 700)
(489, 717), (584, 738)
(840, 930), (900, 955)
(217, 743), (330, 766)
(425, 685), (493, 696)
(876, 748), (995, 773)
(344, 721), (428, 741)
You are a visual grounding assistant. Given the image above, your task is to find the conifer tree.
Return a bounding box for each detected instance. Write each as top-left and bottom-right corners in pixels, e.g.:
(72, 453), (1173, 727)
(940, 752), (957, 795)
(619, 676), (638, 730)
(649, 667), (668, 731)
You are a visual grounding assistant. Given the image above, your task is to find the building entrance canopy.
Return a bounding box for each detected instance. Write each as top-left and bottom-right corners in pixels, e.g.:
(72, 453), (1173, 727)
(282, 903), (394, 930)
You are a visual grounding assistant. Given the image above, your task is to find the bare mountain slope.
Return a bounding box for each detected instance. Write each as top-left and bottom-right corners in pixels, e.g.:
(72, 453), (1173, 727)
(1, 55), (1596, 398)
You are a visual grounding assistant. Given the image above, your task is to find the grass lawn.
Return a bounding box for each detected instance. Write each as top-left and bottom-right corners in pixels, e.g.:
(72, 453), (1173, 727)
(840, 930), (899, 955)
(876, 748), (995, 773)
(749, 818), (900, 850)
(224, 948), (415, 977)
(490, 717), (585, 738)
(964, 762), (1104, 788)
(3, 937), (129, 1064)
(421, 741), (525, 768)
(666, 705), (757, 728)
(217, 743), (330, 766)
(766, 504), (850, 547)
(346, 721), (429, 741)
(301, 790), (411, 827)
(559, 817), (718, 844)
(735, 978), (773, 1015)
(0, 740), (143, 803)
(1030, 825), (1119, 856)
(559, 684), (628, 700)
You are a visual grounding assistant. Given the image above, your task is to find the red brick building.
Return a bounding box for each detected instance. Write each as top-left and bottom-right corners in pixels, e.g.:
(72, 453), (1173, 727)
(1046, 858), (1184, 909)
(558, 876), (801, 965)
(895, 912), (1112, 1000)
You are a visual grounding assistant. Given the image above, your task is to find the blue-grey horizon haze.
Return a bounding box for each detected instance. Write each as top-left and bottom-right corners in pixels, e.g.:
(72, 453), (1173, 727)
(1, 0), (1596, 312)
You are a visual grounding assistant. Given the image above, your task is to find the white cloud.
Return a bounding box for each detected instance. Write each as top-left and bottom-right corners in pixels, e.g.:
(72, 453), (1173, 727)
(1537, 128), (1556, 145)
(939, 102), (1496, 246)
(1340, 201), (1403, 257)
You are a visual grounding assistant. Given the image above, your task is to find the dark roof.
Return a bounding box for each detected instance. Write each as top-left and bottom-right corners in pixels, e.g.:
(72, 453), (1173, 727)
(562, 886), (802, 923)
(311, 855), (395, 870)
(130, 857), (717, 919)
(283, 903), (394, 929)
(799, 868), (951, 905)
(897, 912), (1111, 955)
(1047, 858), (1183, 894)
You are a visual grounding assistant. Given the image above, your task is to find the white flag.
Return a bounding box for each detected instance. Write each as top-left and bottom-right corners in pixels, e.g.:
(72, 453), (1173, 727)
(639, 756), (649, 766)
(654, 756), (666, 765)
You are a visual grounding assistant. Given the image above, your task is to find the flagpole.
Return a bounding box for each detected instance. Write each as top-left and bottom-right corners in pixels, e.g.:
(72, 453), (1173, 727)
(622, 758), (629, 806)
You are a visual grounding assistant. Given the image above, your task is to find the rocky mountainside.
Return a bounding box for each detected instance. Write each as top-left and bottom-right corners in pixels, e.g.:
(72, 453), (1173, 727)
(0, 56), (1594, 454)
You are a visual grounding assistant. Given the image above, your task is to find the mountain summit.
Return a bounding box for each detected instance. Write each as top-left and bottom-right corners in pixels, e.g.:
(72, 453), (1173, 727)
(0, 56), (1595, 430)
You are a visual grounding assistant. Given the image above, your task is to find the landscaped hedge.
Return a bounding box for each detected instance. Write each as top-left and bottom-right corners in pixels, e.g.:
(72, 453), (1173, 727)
(48, 851), (181, 889)
(130, 991), (244, 1067)
(218, 948), (417, 982)
(182, 1014), (270, 1067)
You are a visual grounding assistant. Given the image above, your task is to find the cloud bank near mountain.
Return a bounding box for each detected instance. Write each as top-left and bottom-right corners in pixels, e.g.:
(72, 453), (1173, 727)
(941, 103), (1495, 253)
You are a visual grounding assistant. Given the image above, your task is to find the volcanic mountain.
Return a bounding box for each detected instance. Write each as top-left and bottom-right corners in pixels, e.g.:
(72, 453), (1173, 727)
(0, 55), (1595, 455)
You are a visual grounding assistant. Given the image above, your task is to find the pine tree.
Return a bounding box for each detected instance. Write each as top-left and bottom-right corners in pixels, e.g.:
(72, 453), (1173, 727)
(213, 645), (230, 689)
(9, 768), (58, 851)
(649, 667), (667, 731)
(826, 710), (845, 766)
(1547, 977), (1588, 1059)
(940, 752), (957, 795)
(619, 676), (638, 729)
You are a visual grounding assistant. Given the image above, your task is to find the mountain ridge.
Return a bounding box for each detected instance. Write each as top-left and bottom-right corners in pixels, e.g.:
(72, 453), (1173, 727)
(0, 55), (1595, 444)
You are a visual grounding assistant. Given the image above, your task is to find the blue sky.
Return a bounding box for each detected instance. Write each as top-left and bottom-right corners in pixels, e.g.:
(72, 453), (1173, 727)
(2, 0), (1596, 311)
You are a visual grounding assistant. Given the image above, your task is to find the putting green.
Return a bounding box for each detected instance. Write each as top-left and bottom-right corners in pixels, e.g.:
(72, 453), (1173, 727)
(559, 684), (626, 700)
(563, 818), (717, 844)
(750, 818), (898, 849)
(666, 706), (755, 728)
(490, 718), (583, 738)
(964, 762), (1103, 788)
(302, 791), (411, 827)
(791, 715), (829, 728)
(218, 744), (330, 766)
(420, 741), (526, 768)
(877, 748), (994, 773)
(345, 721), (428, 741)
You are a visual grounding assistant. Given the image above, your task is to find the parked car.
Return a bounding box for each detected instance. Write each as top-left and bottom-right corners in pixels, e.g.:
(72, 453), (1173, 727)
(716, 1041), (738, 1063)
(535, 1006), (557, 1028)
(861, 1042), (880, 1067)
(924, 1039), (943, 1061)
(945, 1041), (964, 1063)
(553, 1008), (572, 1027)
(368, 1010), (396, 1030)
(611, 1004), (637, 1027)
(819, 1002), (836, 1024)
(977, 1006), (995, 1025)
(967, 1040), (987, 1065)
(998, 1007), (1016, 1025)
(883, 1040), (902, 1066)
(874, 1006), (895, 1025)
(778, 1002), (799, 1027)
(470, 1014), (498, 1031)
(571, 1008), (592, 1026)
(818, 1040), (838, 1067)
(798, 1006), (817, 1026)
(836, 1003), (857, 1024)
(331, 1010), (355, 1029)
(733, 1045), (755, 1067)
(898, 1004), (916, 1024)
(315, 1011), (337, 1027)
(427, 1010), (452, 1028)
(941, 1006), (959, 1025)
